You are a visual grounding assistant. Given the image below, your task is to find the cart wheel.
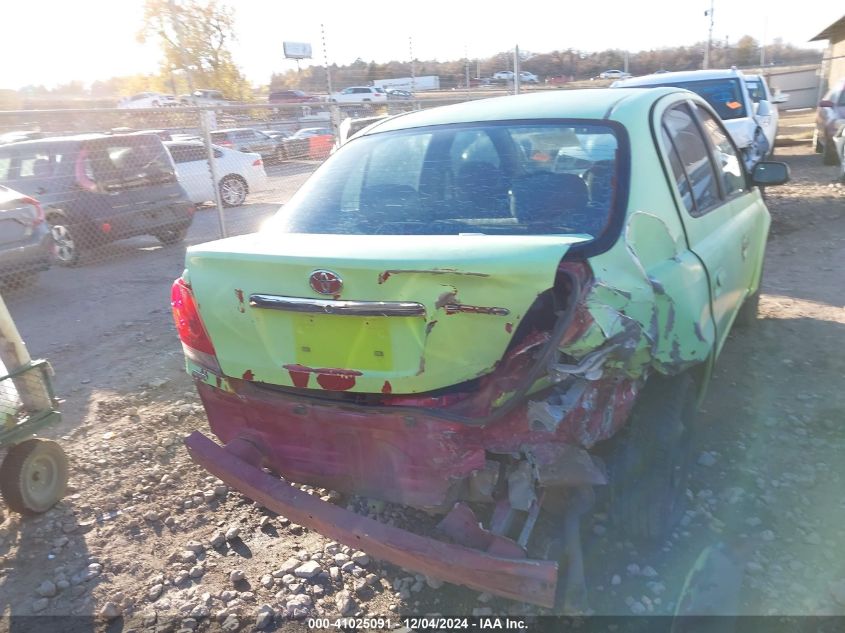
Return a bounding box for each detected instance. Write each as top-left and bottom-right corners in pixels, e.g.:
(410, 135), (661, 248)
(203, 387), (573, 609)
(1, 439), (68, 514)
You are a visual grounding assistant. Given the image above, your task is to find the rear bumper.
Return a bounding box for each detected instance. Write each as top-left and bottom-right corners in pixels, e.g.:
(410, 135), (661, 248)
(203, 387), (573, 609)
(0, 227), (52, 279)
(184, 430), (558, 608)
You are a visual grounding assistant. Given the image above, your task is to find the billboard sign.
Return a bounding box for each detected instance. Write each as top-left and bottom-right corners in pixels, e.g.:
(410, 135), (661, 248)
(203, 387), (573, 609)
(284, 42), (313, 60)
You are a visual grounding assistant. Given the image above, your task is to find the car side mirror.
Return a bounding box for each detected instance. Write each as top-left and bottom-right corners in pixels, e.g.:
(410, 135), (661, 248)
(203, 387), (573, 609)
(819, 99), (835, 108)
(756, 100), (773, 117)
(751, 161), (790, 187)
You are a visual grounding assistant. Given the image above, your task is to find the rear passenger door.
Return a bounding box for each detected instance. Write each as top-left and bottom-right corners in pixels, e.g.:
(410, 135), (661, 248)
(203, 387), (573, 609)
(659, 100), (767, 356)
(169, 144), (213, 203)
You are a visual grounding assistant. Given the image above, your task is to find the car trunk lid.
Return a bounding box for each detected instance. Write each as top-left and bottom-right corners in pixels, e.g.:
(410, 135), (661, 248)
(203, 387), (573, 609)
(185, 232), (588, 394)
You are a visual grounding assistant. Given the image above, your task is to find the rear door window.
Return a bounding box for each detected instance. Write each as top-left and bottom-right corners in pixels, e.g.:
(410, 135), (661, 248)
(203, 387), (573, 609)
(662, 103), (721, 216)
(170, 145), (207, 164)
(87, 137), (176, 187)
(691, 103), (746, 198)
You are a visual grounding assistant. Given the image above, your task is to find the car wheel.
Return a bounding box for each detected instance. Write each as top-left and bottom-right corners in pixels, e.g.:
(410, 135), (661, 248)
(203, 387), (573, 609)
(607, 373), (696, 542)
(813, 129), (823, 153)
(219, 175), (248, 207)
(0, 439), (69, 515)
(822, 135), (839, 165)
(48, 217), (80, 267)
(154, 226), (188, 245)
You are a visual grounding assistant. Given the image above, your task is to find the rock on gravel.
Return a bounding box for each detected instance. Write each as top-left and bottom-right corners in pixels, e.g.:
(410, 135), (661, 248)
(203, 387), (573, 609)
(335, 590), (356, 615)
(99, 602), (122, 619)
(221, 614), (240, 631)
(36, 580), (57, 598)
(148, 584), (164, 601)
(229, 570), (245, 584)
(225, 527), (240, 541)
(351, 551), (370, 566)
(31, 598), (49, 613)
(210, 531), (226, 548)
(255, 605), (275, 629)
(294, 561), (322, 579)
(285, 594), (312, 619)
(279, 557), (301, 574)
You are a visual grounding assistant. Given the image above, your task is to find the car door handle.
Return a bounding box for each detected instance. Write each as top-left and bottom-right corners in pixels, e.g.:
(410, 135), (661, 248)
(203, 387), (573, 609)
(741, 235), (750, 261)
(715, 269), (725, 289)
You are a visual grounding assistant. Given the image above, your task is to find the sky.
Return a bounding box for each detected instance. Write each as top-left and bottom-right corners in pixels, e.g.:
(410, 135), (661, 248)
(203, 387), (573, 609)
(1, 1), (840, 90)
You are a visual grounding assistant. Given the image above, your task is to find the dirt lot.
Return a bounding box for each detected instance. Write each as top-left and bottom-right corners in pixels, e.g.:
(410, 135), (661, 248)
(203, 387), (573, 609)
(0, 111), (843, 629)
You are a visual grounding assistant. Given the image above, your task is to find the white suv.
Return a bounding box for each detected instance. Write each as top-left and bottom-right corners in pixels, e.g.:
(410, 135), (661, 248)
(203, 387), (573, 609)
(330, 87), (388, 103)
(612, 68), (770, 169)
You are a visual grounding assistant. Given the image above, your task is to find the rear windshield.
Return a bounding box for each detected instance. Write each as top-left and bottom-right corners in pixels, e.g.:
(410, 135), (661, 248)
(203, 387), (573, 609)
(647, 78), (748, 120)
(83, 136), (176, 188)
(267, 122), (622, 238)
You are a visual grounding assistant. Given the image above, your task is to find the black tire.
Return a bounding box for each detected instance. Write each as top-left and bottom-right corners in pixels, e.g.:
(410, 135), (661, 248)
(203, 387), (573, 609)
(47, 215), (81, 267)
(814, 130), (823, 153)
(0, 439), (69, 515)
(822, 136), (840, 165)
(607, 373), (696, 542)
(154, 226), (188, 245)
(219, 175), (248, 207)
(736, 286), (761, 327)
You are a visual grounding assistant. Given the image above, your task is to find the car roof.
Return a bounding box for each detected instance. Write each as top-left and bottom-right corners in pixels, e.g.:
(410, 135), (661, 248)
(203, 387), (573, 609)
(212, 128), (254, 133)
(0, 133), (108, 148)
(362, 88), (681, 134)
(614, 68), (745, 87)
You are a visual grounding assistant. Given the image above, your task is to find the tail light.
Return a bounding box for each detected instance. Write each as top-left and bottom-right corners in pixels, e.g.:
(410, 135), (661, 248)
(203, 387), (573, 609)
(252, 158), (263, 167)
(171, 278), (220, 371)
(217, 139), (232, 147)
(20, 195), (44, 226)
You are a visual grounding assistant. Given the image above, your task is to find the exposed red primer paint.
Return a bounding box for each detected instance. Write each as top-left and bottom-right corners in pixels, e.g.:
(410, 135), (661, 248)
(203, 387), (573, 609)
(316, 374), (357, 391)
(242, 370), (254, 381)
(287, 369), (310, 388)
(381, 380), (392, 394)
(283, 364), (363, 391)
(505, 322), (513, 333)
(378, 271), (391, 284)
(235, 289), (245, 313)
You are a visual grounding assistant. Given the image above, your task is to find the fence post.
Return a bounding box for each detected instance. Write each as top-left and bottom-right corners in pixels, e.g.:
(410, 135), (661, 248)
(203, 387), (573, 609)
(0, 293), (52, 414)
(199, 109), (227, 239)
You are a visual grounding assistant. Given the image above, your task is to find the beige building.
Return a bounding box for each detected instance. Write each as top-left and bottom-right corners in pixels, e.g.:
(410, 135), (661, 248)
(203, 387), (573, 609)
(811, 14), (845, 93)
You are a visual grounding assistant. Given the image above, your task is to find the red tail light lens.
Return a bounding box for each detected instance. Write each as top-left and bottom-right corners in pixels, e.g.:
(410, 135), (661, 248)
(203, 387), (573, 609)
(20, 196), (44, 226)
(252, 158), (263, 166)
(171, 278), (216, 356)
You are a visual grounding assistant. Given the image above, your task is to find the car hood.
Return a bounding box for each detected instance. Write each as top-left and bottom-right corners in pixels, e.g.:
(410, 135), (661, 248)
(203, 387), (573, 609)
(184, 232), (589, 394)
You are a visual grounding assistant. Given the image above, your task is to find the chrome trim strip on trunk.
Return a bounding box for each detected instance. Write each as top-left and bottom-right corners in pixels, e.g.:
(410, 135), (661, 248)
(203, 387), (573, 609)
(249, 294), (426, 317)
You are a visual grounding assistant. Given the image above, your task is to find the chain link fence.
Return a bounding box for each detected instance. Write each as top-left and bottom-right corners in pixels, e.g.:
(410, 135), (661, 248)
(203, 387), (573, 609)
(0, 94), (489, 414)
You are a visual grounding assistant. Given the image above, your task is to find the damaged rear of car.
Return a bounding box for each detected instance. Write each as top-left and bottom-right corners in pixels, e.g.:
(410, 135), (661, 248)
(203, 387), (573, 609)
(174, 88), (787, 609)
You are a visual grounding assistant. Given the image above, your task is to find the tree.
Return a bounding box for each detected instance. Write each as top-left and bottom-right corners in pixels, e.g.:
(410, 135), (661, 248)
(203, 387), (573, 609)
(138, 0), (251, 100)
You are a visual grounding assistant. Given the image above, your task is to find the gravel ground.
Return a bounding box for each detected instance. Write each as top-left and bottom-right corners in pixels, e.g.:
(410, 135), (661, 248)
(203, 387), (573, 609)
(0, 112), (843, 628)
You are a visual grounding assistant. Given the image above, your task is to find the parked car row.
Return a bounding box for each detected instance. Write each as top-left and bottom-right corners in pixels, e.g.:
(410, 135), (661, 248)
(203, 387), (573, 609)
(612, 68), (778, 170)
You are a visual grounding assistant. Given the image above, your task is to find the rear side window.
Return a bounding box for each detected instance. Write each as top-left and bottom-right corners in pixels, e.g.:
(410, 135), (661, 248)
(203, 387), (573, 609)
(692, 103), (745, 197)
(169, 145), (207, 164)
(662, 104), (720, 216)
(18, 151), (55, 179)
(86, 137), (176, 186)
(0, 156), (10, 180)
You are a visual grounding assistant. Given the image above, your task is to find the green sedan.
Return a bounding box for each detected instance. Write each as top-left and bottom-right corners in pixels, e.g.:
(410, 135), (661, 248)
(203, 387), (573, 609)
(173, 87), (789, 609)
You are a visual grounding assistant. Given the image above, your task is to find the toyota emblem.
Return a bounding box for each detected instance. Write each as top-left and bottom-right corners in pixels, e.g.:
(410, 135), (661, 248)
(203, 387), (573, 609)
(309, 269), (343, 295)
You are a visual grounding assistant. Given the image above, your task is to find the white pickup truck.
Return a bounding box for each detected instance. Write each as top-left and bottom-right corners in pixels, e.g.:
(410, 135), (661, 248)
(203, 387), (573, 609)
(179, 89), (231, 107)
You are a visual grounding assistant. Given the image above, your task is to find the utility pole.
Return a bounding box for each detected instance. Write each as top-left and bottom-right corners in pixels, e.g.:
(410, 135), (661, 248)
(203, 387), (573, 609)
(321, 23), (333, 96)
(703, 0), (714, 70)
(760, 16), (767, 67)
(513, 45), (520, 95)
(623, 50), (629, 74)
(409, 36), (416, 93)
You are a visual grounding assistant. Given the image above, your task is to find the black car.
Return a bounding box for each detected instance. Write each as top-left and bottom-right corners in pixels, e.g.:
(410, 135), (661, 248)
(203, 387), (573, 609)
(0, 133), (194, 266)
